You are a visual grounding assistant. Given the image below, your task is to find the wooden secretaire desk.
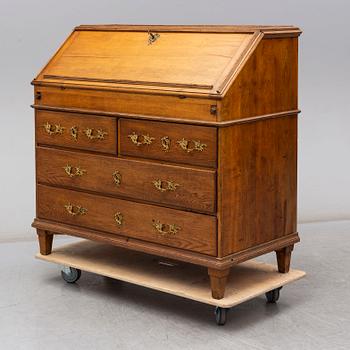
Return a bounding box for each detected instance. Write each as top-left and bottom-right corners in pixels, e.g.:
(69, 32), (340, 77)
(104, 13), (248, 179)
(32, 25), (301, 299)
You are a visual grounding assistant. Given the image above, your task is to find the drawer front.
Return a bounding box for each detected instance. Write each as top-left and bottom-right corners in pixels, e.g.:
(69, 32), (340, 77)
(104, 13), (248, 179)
(36, 147), (216, 213)
(35, 110), (116, 154)
(119, 119), (217, 167)
(35, 86), (217, 122)
(37, 185), (217, 256)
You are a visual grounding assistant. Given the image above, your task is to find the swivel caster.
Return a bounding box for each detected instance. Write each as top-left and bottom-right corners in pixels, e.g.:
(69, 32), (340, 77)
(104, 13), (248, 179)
(265, 287), (282, 303)
(61, 266), (81, 283)
(215, 306), (229, 326)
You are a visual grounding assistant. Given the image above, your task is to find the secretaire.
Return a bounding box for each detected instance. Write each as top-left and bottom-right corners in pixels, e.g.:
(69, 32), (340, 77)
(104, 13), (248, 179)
(32, 25), (301, 299)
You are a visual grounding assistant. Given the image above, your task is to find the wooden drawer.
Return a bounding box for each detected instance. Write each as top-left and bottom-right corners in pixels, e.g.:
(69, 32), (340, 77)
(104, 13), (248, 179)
(37, 185), (217, 256)
(35, 110), (116, 154)
(36, 147), (216, 214)
(119, 119), (217, 167)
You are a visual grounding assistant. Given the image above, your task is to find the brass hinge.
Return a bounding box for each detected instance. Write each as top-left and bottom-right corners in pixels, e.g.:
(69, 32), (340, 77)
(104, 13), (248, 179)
(210, 105), (217, 116)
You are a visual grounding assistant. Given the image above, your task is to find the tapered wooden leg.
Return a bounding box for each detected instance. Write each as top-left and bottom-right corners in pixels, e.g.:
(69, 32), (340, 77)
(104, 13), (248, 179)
(208, 267), (230, 300)
(37, 229), (54, 255)
(276, 245), (293, 273)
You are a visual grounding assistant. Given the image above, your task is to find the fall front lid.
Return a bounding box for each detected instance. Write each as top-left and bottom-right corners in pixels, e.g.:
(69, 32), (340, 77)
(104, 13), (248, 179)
(33, 26), (261, 94)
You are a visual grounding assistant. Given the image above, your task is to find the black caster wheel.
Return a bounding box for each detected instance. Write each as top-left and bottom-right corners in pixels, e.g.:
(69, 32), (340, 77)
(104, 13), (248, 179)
(61, 266), (81, 283)
(215, 307), (228, 326)
(265, 287), (282, 303)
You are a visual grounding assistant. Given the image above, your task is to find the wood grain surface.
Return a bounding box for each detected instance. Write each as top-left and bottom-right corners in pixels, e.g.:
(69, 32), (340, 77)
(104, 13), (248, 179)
(119, 118), (217, 167)
(36, 30), (253, 93)
(36, 147), (216, 213)
(35, 110), (116, 154)
(37, 185), (217, 256)
(219, 37), (298, 120)
(217, 115), (297, 256)
(35, 86), (217, 121)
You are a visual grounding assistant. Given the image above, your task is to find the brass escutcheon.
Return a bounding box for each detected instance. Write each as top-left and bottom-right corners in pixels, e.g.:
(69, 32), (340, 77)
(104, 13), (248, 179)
(112, 171), (122, 186)
(70, 126), (78, 141)
(114, 212), (123, 226)
(160, 136), (171, 152)
(148, 31), (160, 45)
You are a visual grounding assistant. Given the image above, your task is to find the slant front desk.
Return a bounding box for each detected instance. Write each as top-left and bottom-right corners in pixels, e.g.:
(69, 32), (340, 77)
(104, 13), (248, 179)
(32, 25), (301, 299)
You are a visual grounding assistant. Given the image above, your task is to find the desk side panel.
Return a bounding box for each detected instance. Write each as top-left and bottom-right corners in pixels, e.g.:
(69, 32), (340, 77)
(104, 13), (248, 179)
(218, 115), (297, 256)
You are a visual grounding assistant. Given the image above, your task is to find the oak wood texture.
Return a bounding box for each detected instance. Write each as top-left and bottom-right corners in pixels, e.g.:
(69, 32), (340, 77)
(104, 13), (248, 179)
(219, 38), (298, 120)
(36, 240), (306, 308)
(36, 146), (216, 213)
(34, 28), (256, 95)
(37, 185), (217, 256)
(217, 115), (298, 257)
(33, 25), (301, 97)
(39, 31), (253, 92)
(119, 118), (217, 167)
(75, 24), (302, 34)
(208, 267), (231, 299)
(276, 245), (293, 273)
(36, 110), (116, 154)
(37, 229), (54, 255)
(32, 104), (300, 128)
(33, 218), (299, 270)
(34, 86), (217, 121)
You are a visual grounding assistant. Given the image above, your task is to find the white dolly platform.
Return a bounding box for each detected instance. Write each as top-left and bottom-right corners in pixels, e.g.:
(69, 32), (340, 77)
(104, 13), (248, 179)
(36, 240), (306, 325)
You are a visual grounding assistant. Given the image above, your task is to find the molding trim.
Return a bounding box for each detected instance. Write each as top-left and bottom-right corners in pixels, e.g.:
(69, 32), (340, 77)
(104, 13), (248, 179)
(217, 31), (263, 94)
(32, 104), (300, 127)
(218, 233), (300, 267)
(75, 24), (302, 37)
(43, 75), (213, 90)
(32, 218), (300, 269)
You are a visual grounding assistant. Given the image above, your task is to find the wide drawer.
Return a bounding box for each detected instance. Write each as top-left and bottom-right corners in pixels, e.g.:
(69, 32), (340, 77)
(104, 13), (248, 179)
(36, 147), (216, 213)
(119, 119), (217, 167)
(35, 110), (116, 154)
(37, 185), (217, 256)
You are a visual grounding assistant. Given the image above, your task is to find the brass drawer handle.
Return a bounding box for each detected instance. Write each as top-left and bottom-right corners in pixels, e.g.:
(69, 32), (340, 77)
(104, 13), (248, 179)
(177, 138), (207, 153)
(70, 126), (78, 141)
(64, 203), (87, 216)
(63, 165), (86, 177)
(161, 136), (171, 151)
(128, 132), (155, 146)
(153, 179), (179, 192)
(114, 212), (123, 226)
(43, 122), (65, 135)
(152, 220), (180, 236)
(84, 128), (108, 140)
(112, 171), (122, 186)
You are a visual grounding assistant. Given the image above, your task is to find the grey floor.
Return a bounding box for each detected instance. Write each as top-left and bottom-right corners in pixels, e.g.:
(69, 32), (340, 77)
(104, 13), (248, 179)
(1, 221), (349, 350)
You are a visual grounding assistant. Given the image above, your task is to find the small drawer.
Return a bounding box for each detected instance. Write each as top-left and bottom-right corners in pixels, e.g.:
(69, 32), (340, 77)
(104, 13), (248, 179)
(35, 110), (116, 154)
(119, 119), (217, 168)
(36, 147), (216, 213)
(37, 185), (217, 256)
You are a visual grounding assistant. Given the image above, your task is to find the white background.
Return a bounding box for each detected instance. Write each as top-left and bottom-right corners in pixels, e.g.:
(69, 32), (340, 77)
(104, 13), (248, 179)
(0, 0), (349, 239)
